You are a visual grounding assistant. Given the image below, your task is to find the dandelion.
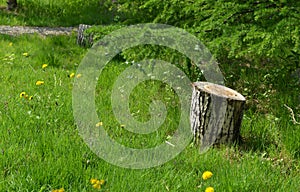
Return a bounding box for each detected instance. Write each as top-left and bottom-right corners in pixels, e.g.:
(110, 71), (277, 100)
(202, 171), (213, 180)
(22, 52), (29, 57)
(69, 72), (75, 78)
(93, 183), (101, 189)
(42, 64), (48, 69)
(76, 73), (82, 78)
(96, 122), (103, 127)
(90, 178), (105, 190)
(20, 91), (26, 98)
(205, 187), (214, 192)
(97, 179), (105, 185)
(36, 81), (44, 86)
(20, 92), (33, 100)
(52, 188), (65, 192)
(90, 178), (98, 185)
(9, 42), (13, 46)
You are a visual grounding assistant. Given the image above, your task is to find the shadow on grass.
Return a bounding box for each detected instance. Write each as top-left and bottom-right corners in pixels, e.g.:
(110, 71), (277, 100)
(0, 0), (117, 26)
(238, 135), (277, 153)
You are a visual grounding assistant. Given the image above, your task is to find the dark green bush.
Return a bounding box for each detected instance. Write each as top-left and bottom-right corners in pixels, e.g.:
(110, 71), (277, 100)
(109, 0), (300, 67)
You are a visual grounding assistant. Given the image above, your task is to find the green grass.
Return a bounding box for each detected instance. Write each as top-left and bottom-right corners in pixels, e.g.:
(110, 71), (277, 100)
(0, 1), (300, 190)
(0, 33), (299, 192)
(0, 0), (118, 26)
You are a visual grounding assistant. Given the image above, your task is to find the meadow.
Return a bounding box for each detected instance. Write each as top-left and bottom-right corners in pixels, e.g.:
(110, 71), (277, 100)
(0, 0), (300, 191)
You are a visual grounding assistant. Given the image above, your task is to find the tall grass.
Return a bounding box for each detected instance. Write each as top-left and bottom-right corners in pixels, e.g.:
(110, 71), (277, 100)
(0, 0), (117, 26)
(0, 33), (299, 191)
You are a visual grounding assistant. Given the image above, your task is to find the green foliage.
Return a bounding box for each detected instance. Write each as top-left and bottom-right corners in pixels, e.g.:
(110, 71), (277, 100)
(85, 24), (124, 42)
(121, 45), (202, 81)
(109, 0), (300, 70)
(84, 24), (204, 81)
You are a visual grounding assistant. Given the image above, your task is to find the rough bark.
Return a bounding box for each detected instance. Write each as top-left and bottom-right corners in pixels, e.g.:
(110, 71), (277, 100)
(76, 24), (93, 47)
(7, 0), (17, 10)
(190, 81), (246, 150)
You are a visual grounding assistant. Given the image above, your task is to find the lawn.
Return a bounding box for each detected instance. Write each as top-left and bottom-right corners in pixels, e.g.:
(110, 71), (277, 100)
(0, 1), (300, 192)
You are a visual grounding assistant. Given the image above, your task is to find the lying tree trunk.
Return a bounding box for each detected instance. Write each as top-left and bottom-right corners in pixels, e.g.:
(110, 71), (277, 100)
(7, 0), (17, 10)
(190, 81), (246, 151)
(76, 24), (93, 47)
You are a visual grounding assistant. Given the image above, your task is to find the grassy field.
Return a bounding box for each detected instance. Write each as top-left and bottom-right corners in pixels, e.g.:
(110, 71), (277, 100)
(1, 1), (300, 192)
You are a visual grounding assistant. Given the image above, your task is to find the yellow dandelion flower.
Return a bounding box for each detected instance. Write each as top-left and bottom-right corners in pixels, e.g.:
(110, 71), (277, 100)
(76, 73), (82, 78)
(29, 96), (33, 100)
(205, 187), (214, 192)
(96, 122), (103, 127)
(22, 52), (29, 57)
(36, 81), (44, 86)
(99, 179), (105, 185)
(96, 179), (105, 185)
(93, 183), (101, 189)
(20, 91), (26, 98)
(90, 178), (98, 184)
(69, 72), (75, 78)
(202, 171), (213, 180)
(42, 64), (48, 69)
(9, 42), (13, 46)
(52, 188), (64, 192)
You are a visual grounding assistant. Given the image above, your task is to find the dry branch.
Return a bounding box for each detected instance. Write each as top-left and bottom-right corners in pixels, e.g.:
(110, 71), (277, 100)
(284, 104), (300, 125)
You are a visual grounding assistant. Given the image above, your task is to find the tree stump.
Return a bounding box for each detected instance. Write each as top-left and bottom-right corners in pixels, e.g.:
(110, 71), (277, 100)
(190, 82), (246, 150)
(76, 24), (93, 47)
